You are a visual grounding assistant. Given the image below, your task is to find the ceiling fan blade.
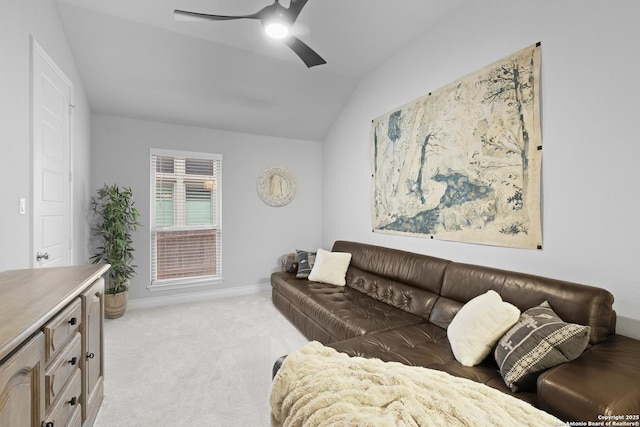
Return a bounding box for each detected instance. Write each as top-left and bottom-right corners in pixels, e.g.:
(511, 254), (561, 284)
(287, 0), (309, 22)
(174, 9), (260, 22)
(282, 36), (326, 68)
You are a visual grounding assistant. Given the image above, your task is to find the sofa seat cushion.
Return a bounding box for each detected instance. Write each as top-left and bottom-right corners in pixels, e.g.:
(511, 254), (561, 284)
(328, 323), (451, 365)
(537, 334), (640, 422)
(272, 272), (426, 342)
(329, 324), (537, 407)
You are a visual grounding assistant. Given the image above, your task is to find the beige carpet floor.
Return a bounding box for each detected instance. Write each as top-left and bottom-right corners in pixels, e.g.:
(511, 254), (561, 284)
(94, 289), (308, 427)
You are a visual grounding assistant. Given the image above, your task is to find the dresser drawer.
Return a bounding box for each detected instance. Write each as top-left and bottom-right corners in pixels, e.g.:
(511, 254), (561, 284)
(67, 404), (82, 427)
(44, 299), (82, 362)
(45, 332), (81, 409)
(44, 369), (81, 427)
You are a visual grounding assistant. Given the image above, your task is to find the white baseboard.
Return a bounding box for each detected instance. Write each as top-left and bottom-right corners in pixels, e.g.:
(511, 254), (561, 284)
(127, 283), (271, 310)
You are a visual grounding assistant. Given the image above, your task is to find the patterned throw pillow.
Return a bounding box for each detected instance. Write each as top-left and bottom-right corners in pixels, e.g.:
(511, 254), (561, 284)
(280, 253), (298, 273)
(295, 250), (316, 279)
(495, 301), (591, 392)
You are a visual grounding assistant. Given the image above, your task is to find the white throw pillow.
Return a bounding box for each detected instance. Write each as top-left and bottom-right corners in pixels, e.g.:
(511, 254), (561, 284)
(447, 290), (520, 367)
(308, 248), (352, 286)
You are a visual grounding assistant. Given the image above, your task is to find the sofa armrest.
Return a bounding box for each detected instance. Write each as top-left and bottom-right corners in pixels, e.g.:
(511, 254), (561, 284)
(537, 334), (640, 422)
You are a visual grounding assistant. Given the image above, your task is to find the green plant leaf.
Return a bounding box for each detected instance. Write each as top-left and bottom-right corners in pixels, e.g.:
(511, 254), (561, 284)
(90, 183), (142, 293)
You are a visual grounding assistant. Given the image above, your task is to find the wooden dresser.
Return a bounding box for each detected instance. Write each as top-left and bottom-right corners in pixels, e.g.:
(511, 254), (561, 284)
(0, 264), (109, 427)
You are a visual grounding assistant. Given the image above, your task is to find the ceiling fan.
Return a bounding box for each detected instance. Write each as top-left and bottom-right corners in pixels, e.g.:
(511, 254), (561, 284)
(174, 0), (326, 68)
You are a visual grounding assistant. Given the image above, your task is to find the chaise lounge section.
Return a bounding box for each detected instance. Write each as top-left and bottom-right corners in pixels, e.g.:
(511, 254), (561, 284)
(271, 240), (640, 422)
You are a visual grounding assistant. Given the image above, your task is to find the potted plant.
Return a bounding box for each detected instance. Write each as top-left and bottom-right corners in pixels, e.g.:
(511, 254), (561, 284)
(91, 184), (141, 318)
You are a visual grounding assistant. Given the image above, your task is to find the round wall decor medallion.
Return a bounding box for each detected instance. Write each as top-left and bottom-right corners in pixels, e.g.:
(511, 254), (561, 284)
(256, 167), (296, 207)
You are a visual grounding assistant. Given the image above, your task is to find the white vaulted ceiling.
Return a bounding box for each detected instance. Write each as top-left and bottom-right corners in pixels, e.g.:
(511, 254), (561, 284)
(54, 0), (465, 141)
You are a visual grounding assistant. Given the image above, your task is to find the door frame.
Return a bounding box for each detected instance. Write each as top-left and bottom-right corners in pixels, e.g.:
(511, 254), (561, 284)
(31, 37), (74, 267)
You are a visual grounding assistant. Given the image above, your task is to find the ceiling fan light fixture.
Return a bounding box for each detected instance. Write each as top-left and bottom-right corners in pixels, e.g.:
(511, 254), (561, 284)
(263, 21), (290, 39)
(174, 0), (326, 67)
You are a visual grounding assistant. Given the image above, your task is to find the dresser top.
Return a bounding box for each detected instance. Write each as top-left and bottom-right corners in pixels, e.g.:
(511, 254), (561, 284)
(0, 264), (110, 361)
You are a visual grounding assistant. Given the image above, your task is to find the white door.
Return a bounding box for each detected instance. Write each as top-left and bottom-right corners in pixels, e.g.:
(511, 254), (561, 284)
(32, 39), (72, 268)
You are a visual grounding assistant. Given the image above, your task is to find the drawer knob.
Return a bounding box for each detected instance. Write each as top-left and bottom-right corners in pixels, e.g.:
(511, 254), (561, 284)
(87, 352), (95, 359)
(68, 396), (77, 406)
(68, 317), (77, 326)
(42, 422), (54, 427)
(68, 357), (77, 366)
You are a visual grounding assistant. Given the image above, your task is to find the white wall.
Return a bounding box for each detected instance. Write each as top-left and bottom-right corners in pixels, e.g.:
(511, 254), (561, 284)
(91, 115), (322, 302)
(0, 0), (92, 271)
(322, 0), (640, 335)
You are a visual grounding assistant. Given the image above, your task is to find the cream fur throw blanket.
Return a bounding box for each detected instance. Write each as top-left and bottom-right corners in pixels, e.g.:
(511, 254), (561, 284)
(270, 341), (562, 427)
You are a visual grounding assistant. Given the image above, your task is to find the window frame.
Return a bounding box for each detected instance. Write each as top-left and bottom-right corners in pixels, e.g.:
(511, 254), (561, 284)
(149, 148), (223, 291)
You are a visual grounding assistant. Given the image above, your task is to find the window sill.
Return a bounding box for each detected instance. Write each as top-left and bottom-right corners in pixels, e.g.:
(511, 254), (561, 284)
(148, 276), (224, 292)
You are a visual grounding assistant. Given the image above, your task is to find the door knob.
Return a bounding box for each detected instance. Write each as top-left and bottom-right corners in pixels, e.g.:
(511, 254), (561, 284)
(36, 252), (50, 261)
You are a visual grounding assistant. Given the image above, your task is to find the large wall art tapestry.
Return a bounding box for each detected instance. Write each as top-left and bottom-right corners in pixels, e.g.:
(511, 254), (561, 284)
(371, 43), (542, 249)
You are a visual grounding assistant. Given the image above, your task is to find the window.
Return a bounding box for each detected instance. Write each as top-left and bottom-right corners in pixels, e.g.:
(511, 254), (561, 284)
(150, 149), (222, 289)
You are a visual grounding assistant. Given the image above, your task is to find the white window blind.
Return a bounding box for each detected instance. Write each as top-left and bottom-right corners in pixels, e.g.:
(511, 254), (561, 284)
(150, 149), (222, 289)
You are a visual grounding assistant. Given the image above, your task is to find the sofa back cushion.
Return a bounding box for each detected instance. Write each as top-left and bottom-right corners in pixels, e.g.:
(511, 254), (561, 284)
(345, 266), (440, 320)
(438, 262), (616, 344)
(330, 241), (615, 344)
(332, 241), (450, 320)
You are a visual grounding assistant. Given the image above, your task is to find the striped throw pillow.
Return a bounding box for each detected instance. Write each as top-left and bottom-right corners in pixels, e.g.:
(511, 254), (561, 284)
(494, 301), (590, 392)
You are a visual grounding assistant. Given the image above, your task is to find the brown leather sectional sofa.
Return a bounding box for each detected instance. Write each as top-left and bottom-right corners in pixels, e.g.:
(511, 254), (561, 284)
(271, 240), (640, 422)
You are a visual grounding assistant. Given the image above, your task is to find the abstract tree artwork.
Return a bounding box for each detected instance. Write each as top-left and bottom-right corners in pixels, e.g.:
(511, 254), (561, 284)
(371, 44), (542, 249)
